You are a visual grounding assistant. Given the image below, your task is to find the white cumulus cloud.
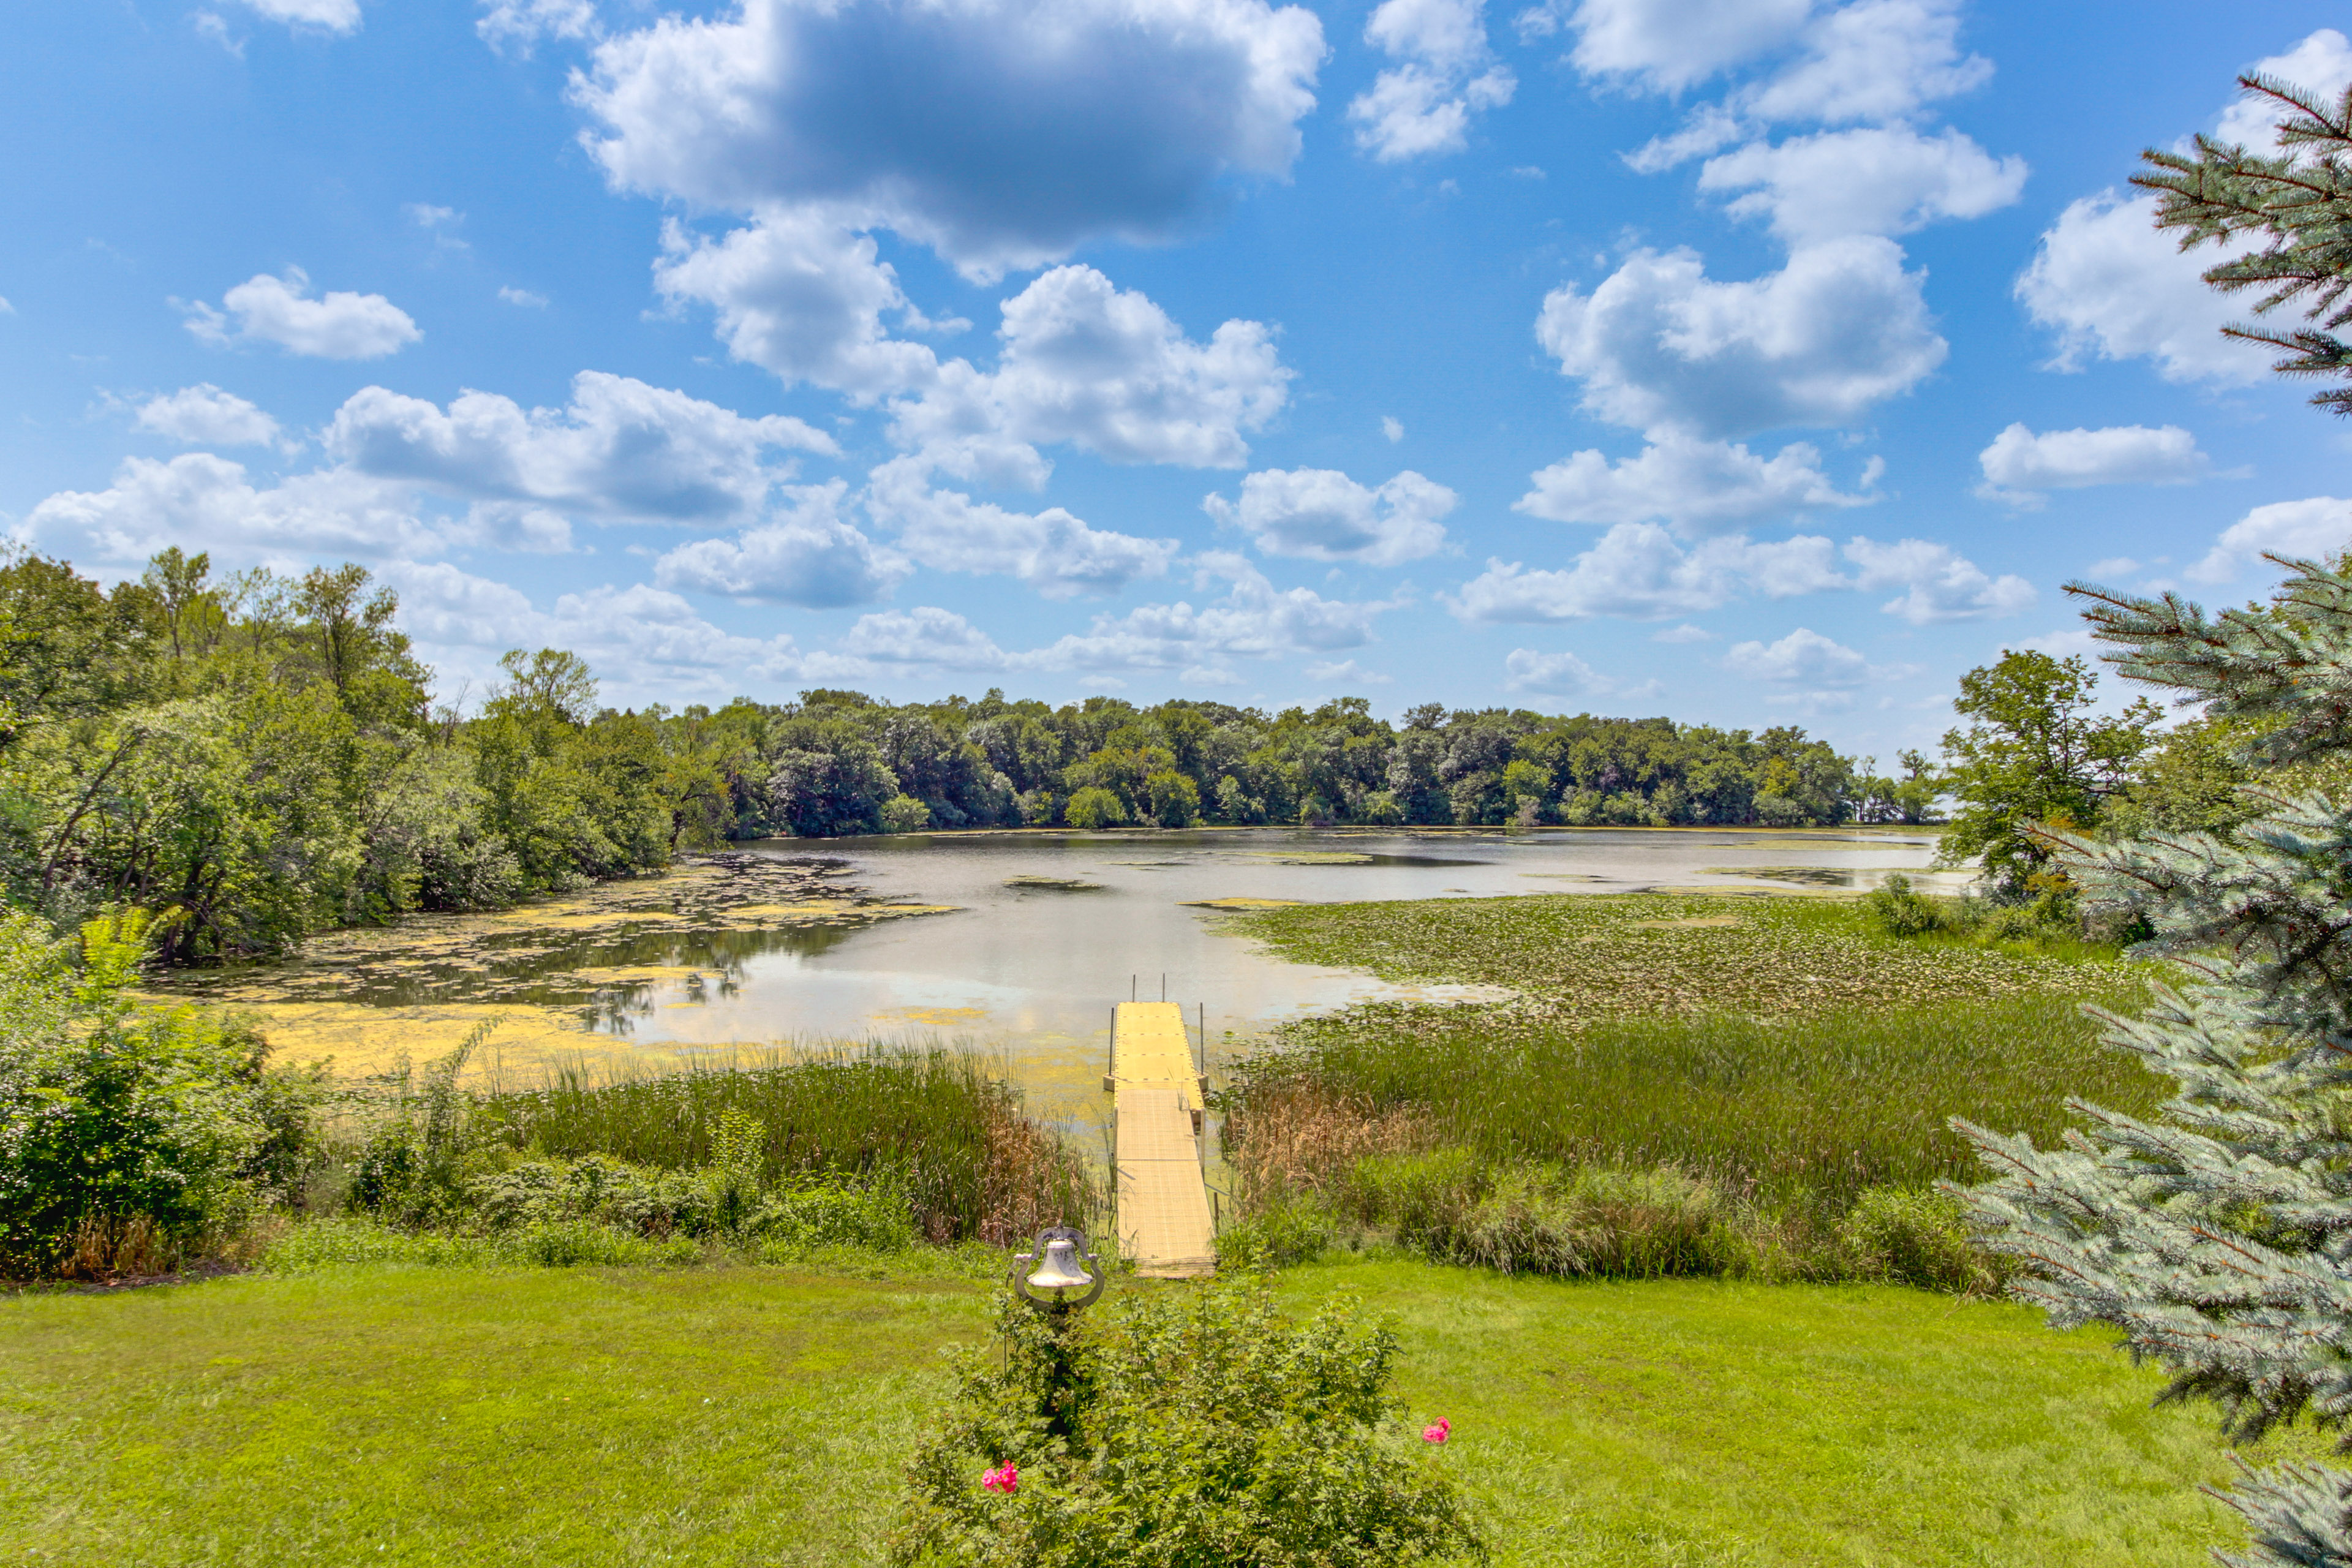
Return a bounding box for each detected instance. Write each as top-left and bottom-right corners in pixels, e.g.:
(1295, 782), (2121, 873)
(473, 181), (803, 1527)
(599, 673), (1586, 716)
(1698, 126), (2024, 245)
(2015, 191), (2269, 385)
(1738, 0), (1989, 125)
(1723, 625), (1869, 685)
(183, 268), (420, 360)
(28, 456), (445, 565)
(2215, 30), (2352, 153)
(1845, 535), (2032, 622)
(888, 265), (1291, 469)
(1976, 422), (2204, 503)
(1204, 467), (1454, 565)
(1544, 0), (1809, 94)
(576, 0), (1324, 280)
(1515, 434), (1875, 535)
(864, 456), (1178, 598)
(654, 481), (910, 608)
(1349, 0), (1515, 162)
(838, 606), (1013, 669)
(132, 384), (282, 448)
(1536, 238), (1945, 439)
(1032, 552), (1392, 671)
(1452, 525), (1846, 621)
(2188, 497), (2352, 584)
(325, 371), (835, 524)
(654, 212), (946, 400)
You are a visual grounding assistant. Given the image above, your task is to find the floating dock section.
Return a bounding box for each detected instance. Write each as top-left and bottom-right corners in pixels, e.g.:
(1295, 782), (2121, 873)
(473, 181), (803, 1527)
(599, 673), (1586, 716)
(1110, 1001), (1216, 1276)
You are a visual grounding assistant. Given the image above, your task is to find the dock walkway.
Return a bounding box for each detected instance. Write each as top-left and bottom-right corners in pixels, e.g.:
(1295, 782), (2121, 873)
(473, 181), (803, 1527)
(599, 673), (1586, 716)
(1110, 1001), (1216, 1276)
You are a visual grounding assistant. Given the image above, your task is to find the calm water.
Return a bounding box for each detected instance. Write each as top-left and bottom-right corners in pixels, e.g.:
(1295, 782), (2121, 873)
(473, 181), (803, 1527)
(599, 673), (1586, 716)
(592, 828), (1951, 1073)
(183, 826), (1953, 1112)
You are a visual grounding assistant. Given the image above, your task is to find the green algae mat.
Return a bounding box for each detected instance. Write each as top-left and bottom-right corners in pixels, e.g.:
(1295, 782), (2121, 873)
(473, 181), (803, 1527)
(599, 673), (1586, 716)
(0, 1257), (2299, 1566)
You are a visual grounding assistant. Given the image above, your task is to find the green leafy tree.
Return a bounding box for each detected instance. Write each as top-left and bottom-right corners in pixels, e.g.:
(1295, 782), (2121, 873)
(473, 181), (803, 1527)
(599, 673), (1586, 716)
(1933, 650), (2160, 891)
(1954, 68), (2352, 1567)
(1063, 786), (1128, 831)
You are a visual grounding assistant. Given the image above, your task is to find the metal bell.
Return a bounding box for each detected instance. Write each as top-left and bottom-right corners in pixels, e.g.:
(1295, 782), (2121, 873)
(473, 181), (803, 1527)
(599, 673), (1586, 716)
(1025, 1237), (1094, 1292)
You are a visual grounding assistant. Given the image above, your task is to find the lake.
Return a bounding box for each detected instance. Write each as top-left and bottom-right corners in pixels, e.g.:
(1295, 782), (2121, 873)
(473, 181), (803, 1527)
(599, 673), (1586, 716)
(160, 826), (1952, 1118)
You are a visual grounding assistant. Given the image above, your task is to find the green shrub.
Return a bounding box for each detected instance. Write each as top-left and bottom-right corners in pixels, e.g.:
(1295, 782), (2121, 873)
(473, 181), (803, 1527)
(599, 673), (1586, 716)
(0, 910), (300, 1278)
(1838, 1186), (2002, 1294)
(753, 1177), (914, 1253)
(1215, 1194), (1343, 1270)
(881, 794), (933, 834)
(1864, 872), (1947, 936)
(893, 1281), (1482, 1568)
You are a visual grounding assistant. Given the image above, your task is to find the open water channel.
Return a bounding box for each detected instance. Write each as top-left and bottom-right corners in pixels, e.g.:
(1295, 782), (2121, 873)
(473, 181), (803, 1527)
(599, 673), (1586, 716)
(164, 826), (1956, 1118)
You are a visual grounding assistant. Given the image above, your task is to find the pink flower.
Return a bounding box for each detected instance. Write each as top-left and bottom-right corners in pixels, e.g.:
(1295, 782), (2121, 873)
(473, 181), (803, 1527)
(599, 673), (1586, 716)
(982, 1462), (1019, 1494)
(1422, 1419), (1451, 1444)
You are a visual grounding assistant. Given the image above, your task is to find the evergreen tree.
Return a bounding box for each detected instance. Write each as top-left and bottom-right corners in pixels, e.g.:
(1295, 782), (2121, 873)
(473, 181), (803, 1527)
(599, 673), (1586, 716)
(1954, 68), (2352, 1566)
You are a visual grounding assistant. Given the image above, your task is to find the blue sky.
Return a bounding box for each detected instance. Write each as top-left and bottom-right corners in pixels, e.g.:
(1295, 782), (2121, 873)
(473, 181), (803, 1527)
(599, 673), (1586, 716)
(4, 0), (2345, 759)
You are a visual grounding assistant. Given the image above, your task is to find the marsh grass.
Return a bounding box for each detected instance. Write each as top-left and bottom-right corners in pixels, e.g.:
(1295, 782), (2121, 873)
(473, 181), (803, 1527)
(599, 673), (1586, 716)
(1235, 992), (2157, 1214)
(1219, 892), (2157, 1286)
(475, 1045), (1103, 1246)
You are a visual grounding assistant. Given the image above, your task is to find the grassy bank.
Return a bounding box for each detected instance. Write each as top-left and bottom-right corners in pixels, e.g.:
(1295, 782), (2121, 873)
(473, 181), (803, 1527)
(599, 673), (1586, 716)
(1218, 894), (2152, 1281)
(0, 1257), (2302, 1566)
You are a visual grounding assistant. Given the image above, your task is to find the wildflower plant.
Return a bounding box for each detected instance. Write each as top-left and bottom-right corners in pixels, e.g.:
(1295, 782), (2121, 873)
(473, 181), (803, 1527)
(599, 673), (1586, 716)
(891, 1278), (1482, 1568)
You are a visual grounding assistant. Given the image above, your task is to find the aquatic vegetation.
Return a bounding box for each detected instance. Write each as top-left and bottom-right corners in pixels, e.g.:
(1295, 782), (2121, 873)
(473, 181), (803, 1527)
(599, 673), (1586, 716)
(1003, 875), (1102, 891)
(1225, 891), (2116, 1018)
(1218, 892), (2152, 1285)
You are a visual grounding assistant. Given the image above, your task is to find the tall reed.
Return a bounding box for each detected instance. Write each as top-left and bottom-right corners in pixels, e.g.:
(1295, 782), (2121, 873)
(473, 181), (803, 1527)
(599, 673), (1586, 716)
(1229, 991), (2163, 1216)
(482, 1046), (1102, 1246)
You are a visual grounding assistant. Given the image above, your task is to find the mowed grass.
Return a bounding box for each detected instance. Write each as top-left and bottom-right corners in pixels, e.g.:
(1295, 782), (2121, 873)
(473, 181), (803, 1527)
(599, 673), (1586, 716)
(0, 1258), (2311, 1567)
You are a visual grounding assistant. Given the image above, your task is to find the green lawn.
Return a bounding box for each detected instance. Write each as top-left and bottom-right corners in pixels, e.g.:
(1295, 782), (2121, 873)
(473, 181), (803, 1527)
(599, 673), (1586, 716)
(0, 1256), (2302, 1566)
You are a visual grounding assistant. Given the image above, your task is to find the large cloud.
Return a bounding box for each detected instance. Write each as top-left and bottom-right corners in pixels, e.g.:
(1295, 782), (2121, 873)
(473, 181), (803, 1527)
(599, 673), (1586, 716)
(863, 456), (1178, 597)
(1540, 0), (1809, 93)
(2188, 497), (2352, 584)
(27, 455), (452, 565)
(387, 563), (812, 703)
(1536, 238), (1946, 437)
(1975, 422), (2204, 502)
(1451, 526), (1846, 620)
(575, 0), (1325, 279)
(1723, 625), (1869, 685)
(654, 481), (912, 608)
(2015, 192), (2268, 385)
(1515, 434), (1874, 535)
(1844, 536), (2032, 622)
(1035, 552), (1392, 674)
(653, 213), (949, 400)
(133, 385), (282, 448)
(1698, 126), (2024, 245)
(2214, 30), (2352, 153)
(1348, 0), (1514, 162)
(887, 265), (1290, 468)
(1204, 467), (1453, 564)
(1452, 525), (2027, 623)
(326, 371), (835, 524)
(183, 269), (420, 360)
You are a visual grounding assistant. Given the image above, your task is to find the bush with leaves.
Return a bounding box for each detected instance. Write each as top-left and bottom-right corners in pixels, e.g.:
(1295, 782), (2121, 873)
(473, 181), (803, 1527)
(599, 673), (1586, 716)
(893, 1280), (1481, 1568)
(0, 909), (306, 1276)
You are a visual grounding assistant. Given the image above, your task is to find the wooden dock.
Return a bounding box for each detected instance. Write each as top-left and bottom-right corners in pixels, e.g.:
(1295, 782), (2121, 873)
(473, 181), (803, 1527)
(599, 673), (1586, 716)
(1110, 1001), (1216, 1276)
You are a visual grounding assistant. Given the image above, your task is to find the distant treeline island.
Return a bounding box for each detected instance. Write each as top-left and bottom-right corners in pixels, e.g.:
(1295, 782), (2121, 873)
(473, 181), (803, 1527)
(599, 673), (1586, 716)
(0, 546), (1935, 964)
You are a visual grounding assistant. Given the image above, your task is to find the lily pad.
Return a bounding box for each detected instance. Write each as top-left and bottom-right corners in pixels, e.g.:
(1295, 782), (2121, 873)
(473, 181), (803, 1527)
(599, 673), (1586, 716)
(1005, 875), (1104, 891)
(1182, 896), (1307, 910)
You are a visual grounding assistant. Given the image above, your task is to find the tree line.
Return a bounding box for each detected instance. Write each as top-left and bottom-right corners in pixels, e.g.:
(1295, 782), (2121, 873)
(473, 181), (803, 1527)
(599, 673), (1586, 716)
(0, 546), (1945, 964)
